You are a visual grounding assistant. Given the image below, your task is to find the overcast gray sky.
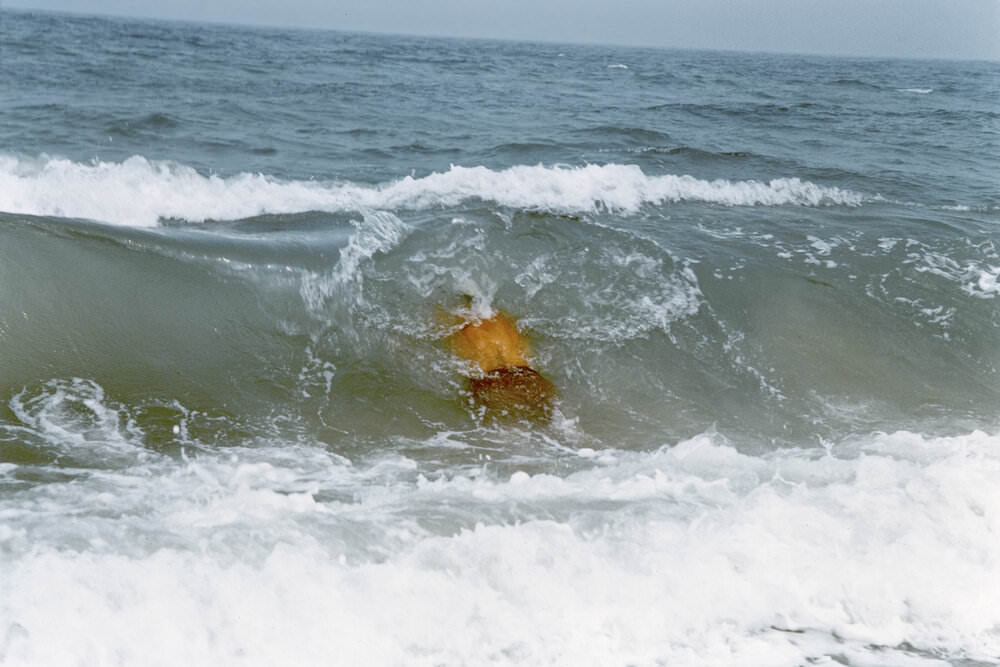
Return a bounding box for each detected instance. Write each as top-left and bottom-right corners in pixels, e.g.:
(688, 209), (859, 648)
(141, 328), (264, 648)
(7, 0), (1000, 60)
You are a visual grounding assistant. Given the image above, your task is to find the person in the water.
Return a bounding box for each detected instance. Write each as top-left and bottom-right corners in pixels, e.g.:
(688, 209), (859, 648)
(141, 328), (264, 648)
(449, 310), (556, 421)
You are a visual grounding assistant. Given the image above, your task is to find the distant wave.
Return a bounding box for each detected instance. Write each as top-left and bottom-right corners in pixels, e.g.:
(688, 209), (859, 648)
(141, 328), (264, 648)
(898, 88), (933, 94)
(0, 154), (866, 227)
(832, 78), (881, 90)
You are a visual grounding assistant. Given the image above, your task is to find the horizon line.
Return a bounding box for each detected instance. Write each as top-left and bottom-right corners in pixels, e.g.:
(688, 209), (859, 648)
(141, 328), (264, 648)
(5, 4), (998, 64)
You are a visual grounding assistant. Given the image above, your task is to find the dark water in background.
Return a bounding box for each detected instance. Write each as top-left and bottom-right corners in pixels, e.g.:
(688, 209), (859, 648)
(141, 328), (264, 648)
(1, 10), (999, 666)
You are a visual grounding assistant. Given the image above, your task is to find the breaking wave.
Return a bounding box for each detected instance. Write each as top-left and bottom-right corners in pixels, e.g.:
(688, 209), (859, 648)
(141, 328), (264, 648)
(0, 154), (868, 227)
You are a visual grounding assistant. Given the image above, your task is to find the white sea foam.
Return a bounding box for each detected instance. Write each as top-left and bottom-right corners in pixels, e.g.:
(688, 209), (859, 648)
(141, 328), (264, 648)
(898, 88), (933, 94)
(2, 417), (998, 666)
(975, 265), (1000, 296)
(911, 248), (1000, 300)
(0, 154), (867, 227)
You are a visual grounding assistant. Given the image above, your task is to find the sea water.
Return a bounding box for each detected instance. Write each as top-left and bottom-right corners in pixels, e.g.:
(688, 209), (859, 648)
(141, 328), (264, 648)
(1, 9), (999, 665)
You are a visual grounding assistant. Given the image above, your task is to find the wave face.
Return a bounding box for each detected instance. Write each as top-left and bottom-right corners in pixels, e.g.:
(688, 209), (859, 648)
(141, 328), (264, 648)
(2, 10), (999, 666)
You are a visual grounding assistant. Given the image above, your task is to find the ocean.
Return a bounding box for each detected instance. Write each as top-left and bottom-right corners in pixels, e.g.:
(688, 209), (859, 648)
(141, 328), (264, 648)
(1, 9), (998, 665)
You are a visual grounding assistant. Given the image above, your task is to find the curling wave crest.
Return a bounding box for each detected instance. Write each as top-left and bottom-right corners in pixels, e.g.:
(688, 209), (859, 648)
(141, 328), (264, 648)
(0, 154), (867, 227)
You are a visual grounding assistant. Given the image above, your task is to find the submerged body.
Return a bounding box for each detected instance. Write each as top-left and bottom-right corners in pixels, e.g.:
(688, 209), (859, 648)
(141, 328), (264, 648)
(450, 313), (556, 420)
